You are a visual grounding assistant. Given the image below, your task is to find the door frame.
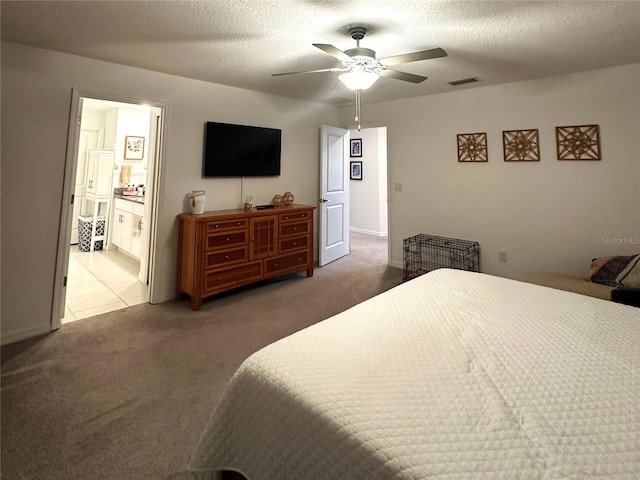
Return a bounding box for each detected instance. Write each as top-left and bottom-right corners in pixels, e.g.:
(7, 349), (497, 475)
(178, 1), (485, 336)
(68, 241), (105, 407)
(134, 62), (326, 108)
(51, 88), (167, 330)
(345, 123), (391, 264)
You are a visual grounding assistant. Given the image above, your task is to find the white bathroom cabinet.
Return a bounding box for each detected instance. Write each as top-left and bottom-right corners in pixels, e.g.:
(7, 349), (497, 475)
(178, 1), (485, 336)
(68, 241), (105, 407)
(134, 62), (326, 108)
(82, 149), (115, 252)
(112, 198), (144, 260)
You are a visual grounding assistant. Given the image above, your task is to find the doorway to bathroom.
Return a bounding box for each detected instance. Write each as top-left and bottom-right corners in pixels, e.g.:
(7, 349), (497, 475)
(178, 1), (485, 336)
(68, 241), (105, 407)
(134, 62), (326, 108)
(52, 93), (165, 328)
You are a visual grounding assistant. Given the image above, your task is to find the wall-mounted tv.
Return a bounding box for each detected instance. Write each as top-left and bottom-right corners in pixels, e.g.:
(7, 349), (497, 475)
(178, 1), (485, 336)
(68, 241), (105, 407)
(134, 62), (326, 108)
(203, 121), (281, 177)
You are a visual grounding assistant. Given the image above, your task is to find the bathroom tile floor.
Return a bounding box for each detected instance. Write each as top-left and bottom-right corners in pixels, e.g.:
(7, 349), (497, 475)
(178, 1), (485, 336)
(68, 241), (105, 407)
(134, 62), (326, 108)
(63, 246), (149, 323)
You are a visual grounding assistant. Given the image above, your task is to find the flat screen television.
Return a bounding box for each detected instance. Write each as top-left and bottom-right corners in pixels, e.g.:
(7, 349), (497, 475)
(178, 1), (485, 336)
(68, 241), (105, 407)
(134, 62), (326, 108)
(203, 121), (281, 177)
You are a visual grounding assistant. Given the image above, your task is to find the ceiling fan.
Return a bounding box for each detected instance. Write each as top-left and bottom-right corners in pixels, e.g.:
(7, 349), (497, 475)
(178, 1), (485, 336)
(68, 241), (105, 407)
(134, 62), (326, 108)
(273, 27), (447, 129)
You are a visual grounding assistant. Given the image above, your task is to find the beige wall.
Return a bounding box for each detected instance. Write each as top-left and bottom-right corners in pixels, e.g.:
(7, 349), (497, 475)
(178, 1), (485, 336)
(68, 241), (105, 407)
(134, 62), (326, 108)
(340, 64), (640, 278)
(1, 41), (340, 344)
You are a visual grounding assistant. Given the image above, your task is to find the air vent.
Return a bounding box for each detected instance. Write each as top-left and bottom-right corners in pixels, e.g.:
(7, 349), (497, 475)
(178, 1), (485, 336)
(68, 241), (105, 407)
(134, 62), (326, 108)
(448, 77), (481, 86)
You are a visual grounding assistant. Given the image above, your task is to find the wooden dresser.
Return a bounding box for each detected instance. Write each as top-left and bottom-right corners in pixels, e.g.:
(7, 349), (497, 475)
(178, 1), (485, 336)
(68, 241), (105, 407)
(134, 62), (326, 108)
(177, 204), (315, 310)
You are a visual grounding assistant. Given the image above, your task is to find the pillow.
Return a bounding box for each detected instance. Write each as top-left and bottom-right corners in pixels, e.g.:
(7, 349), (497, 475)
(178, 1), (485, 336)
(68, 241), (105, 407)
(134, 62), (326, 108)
(590, 254), (640, 288)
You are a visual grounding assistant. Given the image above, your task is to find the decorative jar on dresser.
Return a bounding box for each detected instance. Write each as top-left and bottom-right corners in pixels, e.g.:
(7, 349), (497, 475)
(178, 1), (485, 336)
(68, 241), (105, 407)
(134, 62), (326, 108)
(177, 204), (315, 310)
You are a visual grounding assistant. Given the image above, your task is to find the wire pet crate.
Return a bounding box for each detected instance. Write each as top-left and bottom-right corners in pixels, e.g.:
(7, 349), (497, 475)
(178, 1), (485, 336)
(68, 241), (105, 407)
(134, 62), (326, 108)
(403, 234), (480, 282)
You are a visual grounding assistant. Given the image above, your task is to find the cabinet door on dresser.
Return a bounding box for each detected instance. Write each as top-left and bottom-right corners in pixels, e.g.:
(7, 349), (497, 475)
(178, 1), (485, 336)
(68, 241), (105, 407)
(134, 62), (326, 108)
(249, 215), (277, 260)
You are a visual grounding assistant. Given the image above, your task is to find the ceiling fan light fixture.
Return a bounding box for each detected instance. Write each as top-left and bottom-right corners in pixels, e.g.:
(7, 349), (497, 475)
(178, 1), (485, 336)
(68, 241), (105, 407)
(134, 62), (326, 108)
(273, 26), (446, 131)
(339, 69), (379, 90)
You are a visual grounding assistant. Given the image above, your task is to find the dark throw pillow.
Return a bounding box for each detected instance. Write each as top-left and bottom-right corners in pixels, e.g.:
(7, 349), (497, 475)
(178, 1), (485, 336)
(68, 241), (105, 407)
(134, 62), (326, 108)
(590, 254), (640, 288)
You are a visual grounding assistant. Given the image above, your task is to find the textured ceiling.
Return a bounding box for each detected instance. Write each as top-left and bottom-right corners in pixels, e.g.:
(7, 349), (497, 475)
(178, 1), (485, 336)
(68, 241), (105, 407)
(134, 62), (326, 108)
(2, 1), (640, 106)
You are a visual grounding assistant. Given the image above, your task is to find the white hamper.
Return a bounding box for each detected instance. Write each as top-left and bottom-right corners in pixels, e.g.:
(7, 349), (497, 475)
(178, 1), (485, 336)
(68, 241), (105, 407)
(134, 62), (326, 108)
(78, 215), (105, 252)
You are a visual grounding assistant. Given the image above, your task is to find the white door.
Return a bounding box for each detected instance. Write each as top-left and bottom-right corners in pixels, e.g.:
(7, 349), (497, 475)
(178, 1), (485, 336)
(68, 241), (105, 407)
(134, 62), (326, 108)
(319, 125), (350, 266)
(139, 108), (162, 284)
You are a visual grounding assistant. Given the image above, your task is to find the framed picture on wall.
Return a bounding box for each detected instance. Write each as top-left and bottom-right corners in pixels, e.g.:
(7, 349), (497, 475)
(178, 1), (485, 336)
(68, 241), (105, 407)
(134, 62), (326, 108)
(350, 138), (362, 157)
(502, 129), (540, 162)
(457, 132), (488, 162)
(350, 161), (363, 180)
(555, 124), (601, 160)
(124, 135), (145, 160)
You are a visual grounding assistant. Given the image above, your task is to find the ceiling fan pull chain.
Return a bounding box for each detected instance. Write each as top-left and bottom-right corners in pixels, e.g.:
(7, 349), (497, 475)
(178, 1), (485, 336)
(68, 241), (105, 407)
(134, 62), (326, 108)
(355, 90), (362, 131)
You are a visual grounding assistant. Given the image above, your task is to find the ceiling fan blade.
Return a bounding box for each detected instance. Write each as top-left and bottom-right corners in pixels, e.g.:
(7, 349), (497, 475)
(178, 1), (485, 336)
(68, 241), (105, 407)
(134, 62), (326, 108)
(378, 69), (428, 84)
(272, 67), (346, 77)
(379, 47), (447, 66)
(312, 43), (353, 62)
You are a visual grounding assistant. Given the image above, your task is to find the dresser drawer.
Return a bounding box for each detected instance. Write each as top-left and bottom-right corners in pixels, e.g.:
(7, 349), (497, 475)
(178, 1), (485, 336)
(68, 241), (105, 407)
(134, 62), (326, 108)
(206, 219), (248, 233)
(205, 247), (247, 269)
(203, 262), (262, 293)
(206, 231), (247, 251)
(279, 221), (309, 238)
(279, 235), (309, 254)
(265, 251), (309, 275)
(279, 211), (311, 223)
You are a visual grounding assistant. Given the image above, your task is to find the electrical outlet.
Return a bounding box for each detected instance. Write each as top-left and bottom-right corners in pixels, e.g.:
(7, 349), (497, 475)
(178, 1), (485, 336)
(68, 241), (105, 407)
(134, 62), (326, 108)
(498, 250), (507, 263)
(394, 182), (402, 192)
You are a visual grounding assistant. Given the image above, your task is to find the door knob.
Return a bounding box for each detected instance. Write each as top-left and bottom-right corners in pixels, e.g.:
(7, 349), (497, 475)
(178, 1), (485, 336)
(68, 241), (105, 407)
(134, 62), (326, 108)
(319, 198), (329, 203)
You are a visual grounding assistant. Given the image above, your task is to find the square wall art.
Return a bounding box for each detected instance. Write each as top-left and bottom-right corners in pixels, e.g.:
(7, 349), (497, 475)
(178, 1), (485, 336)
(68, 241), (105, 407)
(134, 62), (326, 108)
(503, 129), (540, 162)
(457, 133), (488, 162)
(556, 124), (601, 160)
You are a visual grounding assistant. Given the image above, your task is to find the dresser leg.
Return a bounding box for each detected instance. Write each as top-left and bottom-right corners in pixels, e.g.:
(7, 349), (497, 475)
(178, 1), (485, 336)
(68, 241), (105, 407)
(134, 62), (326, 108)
(191, 297), (202, 311)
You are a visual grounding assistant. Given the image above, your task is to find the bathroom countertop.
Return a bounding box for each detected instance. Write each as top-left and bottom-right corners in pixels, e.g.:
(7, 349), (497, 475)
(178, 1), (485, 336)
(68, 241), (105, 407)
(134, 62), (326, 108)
(114, 194), (145, 205)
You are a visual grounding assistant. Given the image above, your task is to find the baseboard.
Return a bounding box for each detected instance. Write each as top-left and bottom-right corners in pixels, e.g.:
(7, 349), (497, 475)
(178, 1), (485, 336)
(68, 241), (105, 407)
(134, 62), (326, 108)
(1, 321), (52, 346)
(390, 259), (403, 270)
(350, 228), (388, 237)
(150, 288), (176, 305)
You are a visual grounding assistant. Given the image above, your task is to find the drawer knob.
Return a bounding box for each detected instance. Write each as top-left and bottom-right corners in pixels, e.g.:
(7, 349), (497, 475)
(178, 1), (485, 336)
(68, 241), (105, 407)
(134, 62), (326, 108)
(274, 263), (278, 267)
(215, 224), (219, 228)
(226, 237), (230, 242)
(248, 270), (252, 274)
(293, 242), (297, 246)
(284, 216), (289, 220)
(217, 276), (221, 281)
(298, 258), (302, 261)
(225, 255), (229, 260)
(293, 227), (297, 231)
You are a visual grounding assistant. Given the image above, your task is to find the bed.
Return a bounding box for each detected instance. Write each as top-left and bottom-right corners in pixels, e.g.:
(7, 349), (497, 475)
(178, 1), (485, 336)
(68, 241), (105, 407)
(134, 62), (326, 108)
(189, 269), (639, 480)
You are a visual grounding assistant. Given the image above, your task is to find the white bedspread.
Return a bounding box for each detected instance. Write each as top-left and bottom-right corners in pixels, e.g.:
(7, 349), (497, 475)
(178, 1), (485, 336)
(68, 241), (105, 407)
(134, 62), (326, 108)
(189, 269), (640, 480)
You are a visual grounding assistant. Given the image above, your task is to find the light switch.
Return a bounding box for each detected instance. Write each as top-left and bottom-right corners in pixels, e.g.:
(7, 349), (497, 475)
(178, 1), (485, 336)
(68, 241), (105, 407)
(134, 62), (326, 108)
(394, 182), (402, 192)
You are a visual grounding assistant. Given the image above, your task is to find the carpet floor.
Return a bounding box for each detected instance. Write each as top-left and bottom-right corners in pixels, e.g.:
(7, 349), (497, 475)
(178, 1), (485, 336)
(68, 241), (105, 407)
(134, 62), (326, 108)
(1, 233), (402, 480)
